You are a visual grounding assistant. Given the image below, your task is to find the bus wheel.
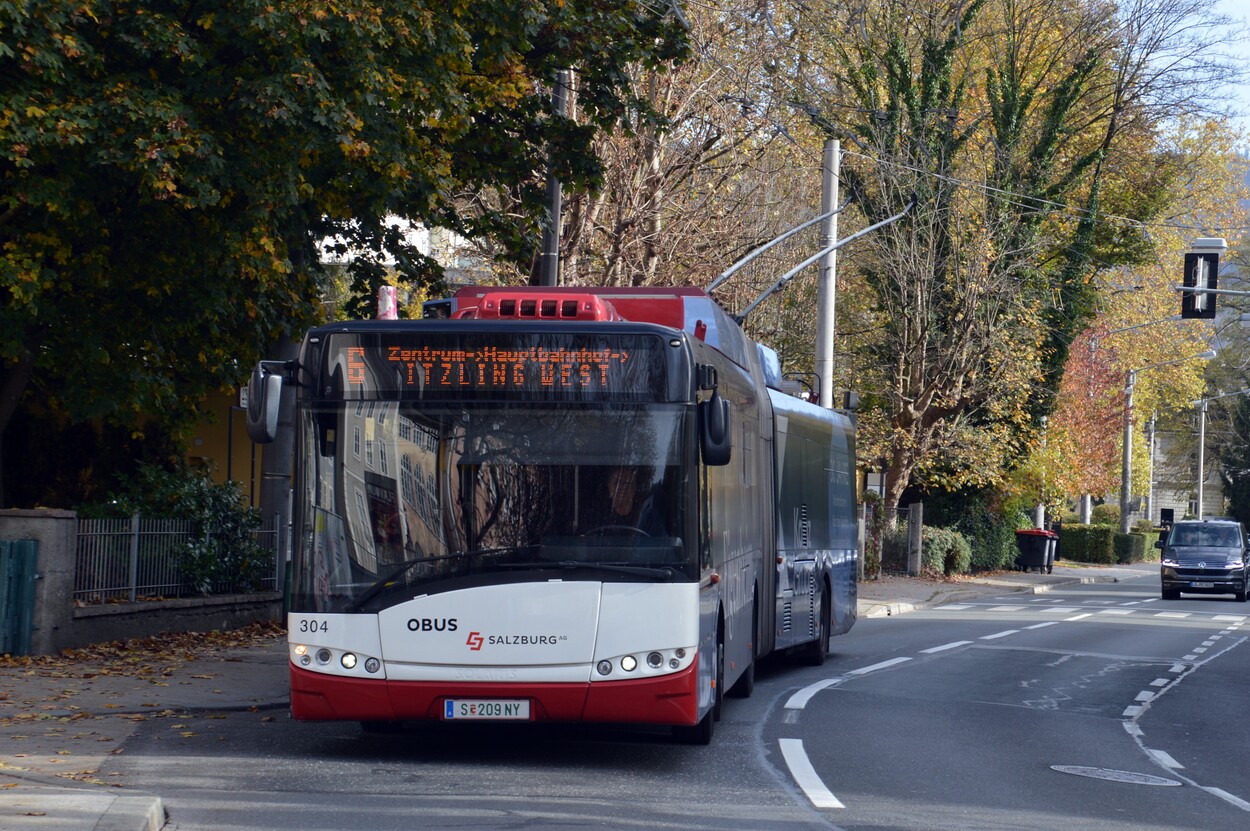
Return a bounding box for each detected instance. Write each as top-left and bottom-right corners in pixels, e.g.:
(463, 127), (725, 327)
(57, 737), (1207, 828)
(712, 625), (725, 721)
(728, 640), (755, 699)
(803, 585), (830, 667)
(729, 597), (757, 699)
(674, 708), (714, 745)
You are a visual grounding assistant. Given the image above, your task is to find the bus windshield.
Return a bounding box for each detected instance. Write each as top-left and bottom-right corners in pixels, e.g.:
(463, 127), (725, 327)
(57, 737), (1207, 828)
(290, 403), (691, 613)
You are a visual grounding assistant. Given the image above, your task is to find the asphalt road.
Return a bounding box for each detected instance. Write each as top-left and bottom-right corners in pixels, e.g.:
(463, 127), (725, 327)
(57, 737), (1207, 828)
(776, 572), (1250, 830)
(100, 568), (1249, 831)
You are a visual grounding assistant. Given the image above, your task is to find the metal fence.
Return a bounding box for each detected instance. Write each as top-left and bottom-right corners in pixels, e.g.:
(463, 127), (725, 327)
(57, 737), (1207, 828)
(74, 514), (281, 604)
(869, 503), (924, 576)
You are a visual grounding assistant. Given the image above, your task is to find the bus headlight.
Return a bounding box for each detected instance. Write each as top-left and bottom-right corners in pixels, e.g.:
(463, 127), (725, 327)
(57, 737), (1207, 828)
(364, 657), (381, 674)
(315, 648), (332, 665)
(592, 647), (695, 680)
(341, 653), (358, 670)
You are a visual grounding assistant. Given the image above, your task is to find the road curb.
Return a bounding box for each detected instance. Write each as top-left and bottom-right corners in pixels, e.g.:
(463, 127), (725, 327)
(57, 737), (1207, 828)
(858, 573), (1128, 618)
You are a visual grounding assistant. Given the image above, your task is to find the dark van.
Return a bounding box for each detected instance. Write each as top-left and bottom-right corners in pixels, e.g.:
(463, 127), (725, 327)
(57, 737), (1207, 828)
(1156, 519), (1249, 601)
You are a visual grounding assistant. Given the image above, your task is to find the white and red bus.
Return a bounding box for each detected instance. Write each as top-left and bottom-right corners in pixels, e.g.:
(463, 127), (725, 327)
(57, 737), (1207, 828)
(247, 286), (857, 743)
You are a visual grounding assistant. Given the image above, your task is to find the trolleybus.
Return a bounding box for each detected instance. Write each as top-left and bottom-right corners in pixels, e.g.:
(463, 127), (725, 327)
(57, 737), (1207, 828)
(247, 285), (857, 743)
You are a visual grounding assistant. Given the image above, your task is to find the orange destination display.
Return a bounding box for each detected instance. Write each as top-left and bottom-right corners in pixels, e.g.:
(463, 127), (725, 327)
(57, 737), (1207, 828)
(322, 331), (673, 401)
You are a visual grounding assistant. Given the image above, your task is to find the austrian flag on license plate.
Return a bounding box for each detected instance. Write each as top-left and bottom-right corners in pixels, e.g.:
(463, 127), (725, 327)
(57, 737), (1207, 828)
(443, 699), (531, 720)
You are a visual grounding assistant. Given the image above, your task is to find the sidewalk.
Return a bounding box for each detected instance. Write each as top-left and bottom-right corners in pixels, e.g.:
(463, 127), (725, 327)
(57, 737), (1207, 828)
(0, 623), (289, 831)
(857, 562), (1153, 618)
(0, 563), (1152, 831)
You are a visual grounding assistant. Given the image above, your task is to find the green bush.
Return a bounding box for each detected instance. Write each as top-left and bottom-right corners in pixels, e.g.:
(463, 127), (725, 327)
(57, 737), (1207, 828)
(1060, 525), (1117, 564)
(922, 526), (972, 576)
(951, 503), (1021, 571)
(1111, 531), (1158, 564)
(79, 463), (266, 595)
(1089, 503), (1120, 526)
(1113, 532), (1143, 564)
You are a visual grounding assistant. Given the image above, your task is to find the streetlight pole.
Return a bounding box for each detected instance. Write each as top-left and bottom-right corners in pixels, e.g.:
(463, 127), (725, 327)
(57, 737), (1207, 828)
(1191, 387), (1250, 521)
(1089, 314), (1184, 525)
(1197, 399), (1207, 519)
(1120, 371), (1136, 534)
(1120, 350), (1217, 534)
(1146, 413), (1156, 524)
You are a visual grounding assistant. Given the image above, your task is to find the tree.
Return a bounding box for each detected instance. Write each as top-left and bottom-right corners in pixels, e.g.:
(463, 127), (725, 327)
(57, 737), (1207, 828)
(1218, 394), (1250, 526)
(763, 0), (1242, 516)
(1039, 121), (1250, 513)
(0, 0), (687, 505)
(450, 0), (821, 298)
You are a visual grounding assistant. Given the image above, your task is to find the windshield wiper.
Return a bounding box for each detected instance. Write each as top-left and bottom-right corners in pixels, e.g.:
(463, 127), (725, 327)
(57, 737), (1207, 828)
(498, 560), (679, 580)
(347, 548), (522, 612)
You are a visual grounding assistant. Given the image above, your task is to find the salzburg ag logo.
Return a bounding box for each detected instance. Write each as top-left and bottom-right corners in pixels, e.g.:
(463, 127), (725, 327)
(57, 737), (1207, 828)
(466, 631), (485, 651)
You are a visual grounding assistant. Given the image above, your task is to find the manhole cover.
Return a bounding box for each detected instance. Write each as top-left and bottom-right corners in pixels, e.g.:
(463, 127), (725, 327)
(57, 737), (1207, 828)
(1051, 765), (1182, 786)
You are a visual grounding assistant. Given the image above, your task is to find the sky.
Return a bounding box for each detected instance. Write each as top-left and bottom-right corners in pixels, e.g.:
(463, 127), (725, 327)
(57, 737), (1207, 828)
(1217, 0), (1250, 132)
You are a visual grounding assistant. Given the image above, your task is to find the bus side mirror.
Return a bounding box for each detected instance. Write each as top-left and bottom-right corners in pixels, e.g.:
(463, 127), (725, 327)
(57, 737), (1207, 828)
(699, 390), (731, 466)
(246, 365), (283, 444)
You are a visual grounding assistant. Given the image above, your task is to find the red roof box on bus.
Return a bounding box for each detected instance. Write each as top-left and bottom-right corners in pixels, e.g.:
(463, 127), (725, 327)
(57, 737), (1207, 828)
(450, 285), (706, 330)
(448, 285), (751, 370)
(456, 290), (623, 321)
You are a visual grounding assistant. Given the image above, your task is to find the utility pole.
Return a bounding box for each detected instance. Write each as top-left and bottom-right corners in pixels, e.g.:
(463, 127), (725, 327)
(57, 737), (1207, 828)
(1197, 399), (1207, 519)
(1121, 351), (1216, 533)
(1121, 371), (1135, 534)
(538, 69), (570, 287)
(1146, 413), (1156, 525)
(815, 139), (839, 409)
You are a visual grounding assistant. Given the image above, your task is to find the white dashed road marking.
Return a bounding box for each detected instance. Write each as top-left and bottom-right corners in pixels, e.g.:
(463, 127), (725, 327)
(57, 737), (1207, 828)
(779, 739), (844, 809)
(847, 657), (911, 676)
(920, 641), (971, 654)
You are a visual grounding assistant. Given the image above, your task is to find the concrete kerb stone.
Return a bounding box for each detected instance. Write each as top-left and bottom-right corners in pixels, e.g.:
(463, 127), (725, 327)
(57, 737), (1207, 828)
(858, 571), (1129, 618)
(0, 765), (165, 831)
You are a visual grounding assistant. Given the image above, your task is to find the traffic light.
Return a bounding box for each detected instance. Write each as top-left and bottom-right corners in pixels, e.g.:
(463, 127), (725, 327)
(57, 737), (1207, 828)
(1181, 252), (1218, 319)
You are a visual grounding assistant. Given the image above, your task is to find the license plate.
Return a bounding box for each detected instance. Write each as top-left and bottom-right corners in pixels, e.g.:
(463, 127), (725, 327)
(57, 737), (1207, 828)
(443, 699), (530, 720)
(1191, 581), (1215, 588)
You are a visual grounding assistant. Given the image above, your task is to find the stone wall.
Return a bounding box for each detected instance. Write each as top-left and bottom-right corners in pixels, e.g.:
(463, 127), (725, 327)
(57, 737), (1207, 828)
(1, 509), (281, 656)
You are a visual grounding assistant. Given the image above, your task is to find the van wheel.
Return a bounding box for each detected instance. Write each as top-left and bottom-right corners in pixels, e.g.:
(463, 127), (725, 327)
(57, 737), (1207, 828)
(1161, 587), (1180, 600)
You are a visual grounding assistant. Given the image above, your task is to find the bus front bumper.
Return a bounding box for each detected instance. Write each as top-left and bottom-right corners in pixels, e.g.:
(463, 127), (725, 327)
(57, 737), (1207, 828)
(289, 662), (701, 727)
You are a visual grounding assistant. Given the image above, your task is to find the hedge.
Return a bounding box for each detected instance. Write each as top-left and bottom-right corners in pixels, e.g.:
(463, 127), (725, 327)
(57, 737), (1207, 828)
(1059, 525), (1116, 564)
(1113, 532), (1147, 564)
(922, 526), (973, 577)
(1060, 527), (1155, 564)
